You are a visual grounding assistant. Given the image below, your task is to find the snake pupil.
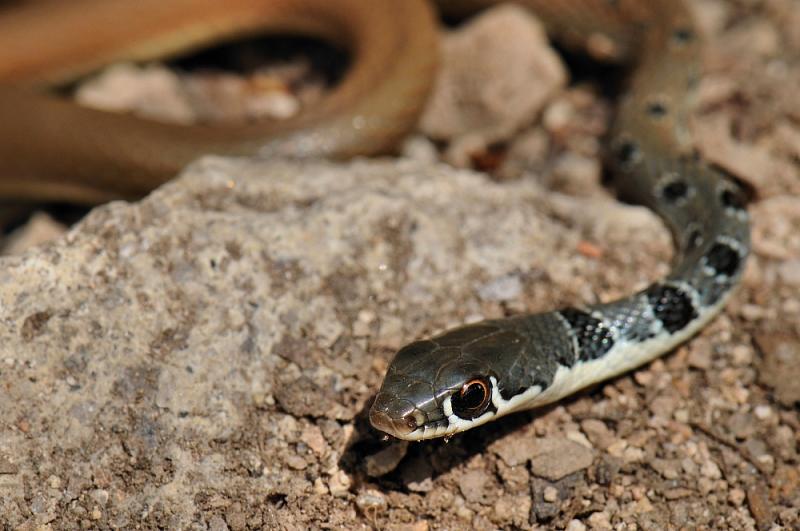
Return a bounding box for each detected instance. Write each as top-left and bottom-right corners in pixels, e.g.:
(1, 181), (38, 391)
(451, 378), (491, 420)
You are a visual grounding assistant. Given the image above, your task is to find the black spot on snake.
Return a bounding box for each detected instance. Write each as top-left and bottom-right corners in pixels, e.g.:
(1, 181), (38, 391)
(615, 139), (640, 167)
(721, 186), (747, 212)
(672, 27), (694, 44)
(646, 100), (669, 118)
(661, 179), (689, 203)
(559, 308), (615, 362)
(705, 242), (741, 277)
(647, 284), (697, 333)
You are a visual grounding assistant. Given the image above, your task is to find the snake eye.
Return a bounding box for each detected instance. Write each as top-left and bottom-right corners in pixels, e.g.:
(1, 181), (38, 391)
(451, 378), (491, 419)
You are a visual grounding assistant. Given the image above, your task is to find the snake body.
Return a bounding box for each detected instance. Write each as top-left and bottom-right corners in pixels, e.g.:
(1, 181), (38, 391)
(369, 0), (751, 440)
(0, 1), (749, 441)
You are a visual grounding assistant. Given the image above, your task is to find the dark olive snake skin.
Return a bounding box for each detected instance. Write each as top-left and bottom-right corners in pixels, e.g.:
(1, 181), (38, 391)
(369, 0), (751, 440)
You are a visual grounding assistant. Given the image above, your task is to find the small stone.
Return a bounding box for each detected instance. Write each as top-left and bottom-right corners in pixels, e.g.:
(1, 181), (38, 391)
(755, 333), (800, 406)
(355, 489), (387, 517)
(777, 259), (800, 286)
(633, 369), (654, 387)
(581, 419), (616, 450)
(459, 469), (491, 504)
(90, 508), (102, 520)
(90, 489), (109, 506)
(747, 485), (774, 530)
(587, 511), (612, 530)
(687, 339), (713, 369)
(649, 395), (678, 419)
(492, 495), (531, 527)
(565, 519), (588, 531)
(606, 440), (627, 458)
(650, 458), (681, 480)
(285, 455), (307, 470)
(730, 345), (753, 366)
(300, 425), (327, 455)
(477, 274), (522, 302)
(622, 447), (645, 464)
(528, 438), (595, 481)
(47, 476), (61, 489)
(420, 4), (566, 143)
(700, 459), (722, 480)
(753, 405), (772, 420)
(208, 515), (230, 531)
(681, 457), (697, 476)
(543, 486), (559, 502)
(728, 488), (746, 507)
(328, 470), (352, 497)
(727, 412), (756, 439)
(313, 478), (328, 495)
(663, 488), (694, 500)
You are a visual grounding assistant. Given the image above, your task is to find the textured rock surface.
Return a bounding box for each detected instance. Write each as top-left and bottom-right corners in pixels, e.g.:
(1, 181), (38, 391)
(0, 157), (668, 527)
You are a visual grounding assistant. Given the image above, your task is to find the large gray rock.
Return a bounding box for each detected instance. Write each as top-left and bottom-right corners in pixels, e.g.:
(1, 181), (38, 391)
(0, 157), (667, 528)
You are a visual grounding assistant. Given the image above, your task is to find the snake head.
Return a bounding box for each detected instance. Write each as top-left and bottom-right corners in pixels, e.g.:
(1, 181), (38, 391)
(369, 323), (510, 440)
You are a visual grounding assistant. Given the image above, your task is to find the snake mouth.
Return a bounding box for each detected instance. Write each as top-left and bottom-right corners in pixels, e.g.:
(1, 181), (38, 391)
(369, 408), (418, 438)
(369, 395), (427, 439)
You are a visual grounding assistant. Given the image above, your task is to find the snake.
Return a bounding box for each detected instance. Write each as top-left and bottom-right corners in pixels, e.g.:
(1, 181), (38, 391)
(0, 1), (749, 441)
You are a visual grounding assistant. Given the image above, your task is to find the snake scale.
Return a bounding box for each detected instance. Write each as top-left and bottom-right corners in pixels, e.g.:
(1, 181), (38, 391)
(0, 0), (749, 441)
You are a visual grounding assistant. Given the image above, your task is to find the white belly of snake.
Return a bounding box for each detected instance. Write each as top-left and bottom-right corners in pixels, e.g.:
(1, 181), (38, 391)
(369, 0), (751, 441)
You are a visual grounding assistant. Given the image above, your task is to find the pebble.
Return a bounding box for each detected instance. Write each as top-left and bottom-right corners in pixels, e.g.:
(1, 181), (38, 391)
(90, 489), (109, 507)
(420, 4), (566, 143)
(300, 425), (327, 456)
(543, 486), (559, 502)
(746, 485), (774, 529)
(477, 274), (522, 302)
(727, 412), (757, 439)
(355, 489), (387, 517)
(459, 469), (491, 504)
(208, 515), (230, 531)
(565, 519), (587, 531)
(730, 344), (753, 366)
(587, 511), (612, 530)
(580, 419), (615, 450)
(285, 455), (307, 470)
(328, 470), (351, 497)
(492, 495), (531, 527)
(494, 433), (595, 481)
(700, 459), (722, 480)
(649, 395), (678, 419)
(650, 458), (680, 480)
(754, 332), (800, 406)
(529, 438), (595, 481)
(728, 488), (746, 507)
(687, 338), (713, 369)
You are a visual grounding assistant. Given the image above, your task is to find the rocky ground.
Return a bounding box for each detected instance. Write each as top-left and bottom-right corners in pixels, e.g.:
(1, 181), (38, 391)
(1, 0), (798, 529)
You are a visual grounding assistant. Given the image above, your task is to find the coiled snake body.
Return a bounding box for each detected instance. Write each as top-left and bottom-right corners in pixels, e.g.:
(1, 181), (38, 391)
(0, 0), (750, 441)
